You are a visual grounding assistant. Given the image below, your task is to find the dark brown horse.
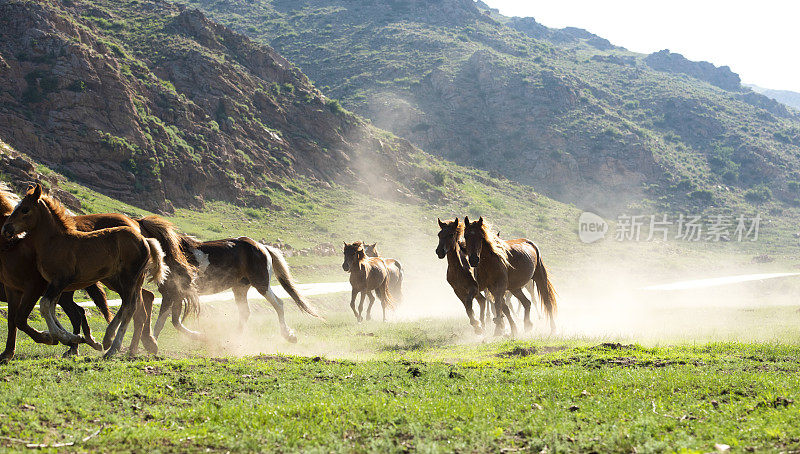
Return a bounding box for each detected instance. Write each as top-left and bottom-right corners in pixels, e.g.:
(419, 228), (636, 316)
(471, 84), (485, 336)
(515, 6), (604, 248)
(154, 236), (322, 343)
(363, 242), (404, 303)
(0, 185), (110, 361)
(1, 184), (169, 357)
(463, 216), (557, 336)
(342, 241), (394, 322)
(435, 218), (490, 333)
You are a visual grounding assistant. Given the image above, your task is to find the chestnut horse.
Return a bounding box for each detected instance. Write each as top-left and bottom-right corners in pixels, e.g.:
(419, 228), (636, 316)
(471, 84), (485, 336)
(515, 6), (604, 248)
(74, 213), (199, 346)
(363, 242), (404, 303)
(463, 216), (557, 336)
(1, 184), (169, 357)
(0, 185), (110, 361)
(342, 241), (394, 322)
(435, 218), (490, 333)
(153, 236), (322, 343)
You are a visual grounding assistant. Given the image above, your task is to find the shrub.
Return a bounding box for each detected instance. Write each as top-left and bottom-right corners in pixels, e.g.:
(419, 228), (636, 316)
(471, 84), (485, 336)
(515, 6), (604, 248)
(326, 99), (345, 114)
(689, 189), (714, 204)
(744, 185), (772, 204)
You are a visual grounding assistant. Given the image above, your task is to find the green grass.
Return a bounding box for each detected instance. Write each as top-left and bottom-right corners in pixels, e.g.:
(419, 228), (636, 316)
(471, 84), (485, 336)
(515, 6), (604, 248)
(2, 298), (800, 452)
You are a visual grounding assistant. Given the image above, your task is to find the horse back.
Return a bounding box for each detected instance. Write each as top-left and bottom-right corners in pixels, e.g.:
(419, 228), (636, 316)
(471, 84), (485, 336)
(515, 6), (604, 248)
(74, 213), (140, 233)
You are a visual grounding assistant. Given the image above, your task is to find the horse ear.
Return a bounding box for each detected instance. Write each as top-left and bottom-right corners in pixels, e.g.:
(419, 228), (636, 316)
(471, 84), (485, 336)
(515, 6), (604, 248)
(453, 217), (459, 225)
(477, 216), (484, 226)
(464, 216), (470, 225)
(371, 242), (377, 248)
(438, 218), (445, 228)
(32, 183), (42, 199)
(342, 241), (347, 249)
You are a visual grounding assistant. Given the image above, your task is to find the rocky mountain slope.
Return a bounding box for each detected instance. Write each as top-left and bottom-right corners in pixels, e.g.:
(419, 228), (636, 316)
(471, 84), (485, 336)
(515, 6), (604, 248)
(747, 84), (800, 112)
(0, 0), (454, 212)
(180, 0), (800, 212)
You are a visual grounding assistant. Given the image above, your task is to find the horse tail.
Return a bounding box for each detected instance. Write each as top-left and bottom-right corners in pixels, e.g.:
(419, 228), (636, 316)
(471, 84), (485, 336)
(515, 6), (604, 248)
(85, 284), (112, 322)
(391, 260), (403, 304)
(375, 267), (396, 310)
(144, 238), (170, 285)
(261, 243), (325, 320)
(530, 242), (557, 332)
(137, 216), (197, 290)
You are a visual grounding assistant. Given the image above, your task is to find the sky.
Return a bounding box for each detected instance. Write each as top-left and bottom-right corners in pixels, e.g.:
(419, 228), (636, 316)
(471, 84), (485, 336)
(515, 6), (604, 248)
(482, 1), (800, 93)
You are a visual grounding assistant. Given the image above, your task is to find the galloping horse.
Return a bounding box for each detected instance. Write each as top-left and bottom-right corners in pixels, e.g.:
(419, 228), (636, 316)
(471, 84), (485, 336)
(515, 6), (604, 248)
(342, 241), (394, 322)
(0, 185), (110, 361)
(74, 213), (199, 345)
(435, 218), (490, 333)
(463, 216), (557, 336)
(1, 184), (169, 357)
(363, 242), (404, 303)
(153, 236), (322, 343)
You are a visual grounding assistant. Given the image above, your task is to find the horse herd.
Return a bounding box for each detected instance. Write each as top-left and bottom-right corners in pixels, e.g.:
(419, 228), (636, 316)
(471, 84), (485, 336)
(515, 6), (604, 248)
(0, 183), (557, 363)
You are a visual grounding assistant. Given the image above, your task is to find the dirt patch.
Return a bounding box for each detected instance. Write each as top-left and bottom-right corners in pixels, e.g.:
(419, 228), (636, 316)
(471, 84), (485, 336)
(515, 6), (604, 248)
(497, 345), (568, 358)
(590, 342), (635, 350)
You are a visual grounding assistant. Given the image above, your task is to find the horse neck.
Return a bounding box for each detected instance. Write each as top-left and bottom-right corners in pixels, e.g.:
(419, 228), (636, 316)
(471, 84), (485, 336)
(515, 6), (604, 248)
(446, 242), (466, 271)
(30, 204), (71, 247)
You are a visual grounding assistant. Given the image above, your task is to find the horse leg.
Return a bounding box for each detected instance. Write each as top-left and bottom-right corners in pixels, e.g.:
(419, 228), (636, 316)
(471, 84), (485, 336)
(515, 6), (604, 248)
(13, 287), (57, 346)
(40, 283), (84, 345)
(104, 284), (141, 358)
(365, 292), (376, 321)
(128, 289), (157, 356)
(357, 292), (367, 323)
(349, 289), (361, 322)
(1, 290), (19, 363)
(493, 288), (517, 338)
(257, 284), (297, 343)
(153, 290), (174, 338)
(164, 289), (202, 340)
(57, 292), (94, 356)
(475, 292), (488, 333)
(511, 288), (534, 333)
(460, 290), (482, 334)
(233, 285), (251, 331)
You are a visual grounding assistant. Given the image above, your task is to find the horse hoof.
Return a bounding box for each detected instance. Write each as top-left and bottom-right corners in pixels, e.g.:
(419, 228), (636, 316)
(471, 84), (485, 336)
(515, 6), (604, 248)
(524, 322), (533, 333)
(62, 348), (78, 358)
(0, 350), (14, 364)
(473, 325), (484, 335)
(102, 337), (113, 350)
(493, 326), (504, 337)
(286, 334), (298, 344)
(86, 337), (104, 352)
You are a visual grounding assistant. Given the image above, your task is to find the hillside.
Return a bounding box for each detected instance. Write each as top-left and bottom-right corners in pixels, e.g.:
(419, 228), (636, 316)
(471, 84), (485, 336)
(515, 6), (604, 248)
(748, 84), (800, 112)
(178, 0), (800, 213)
(0, 0), (488, 213)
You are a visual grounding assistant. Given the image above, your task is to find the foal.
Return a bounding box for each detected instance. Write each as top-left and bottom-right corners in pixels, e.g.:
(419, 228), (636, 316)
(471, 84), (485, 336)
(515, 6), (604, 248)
(435, 218), (489, 333)
(0, 185), (110, 361)
(342, 241), (394, 322)
(1, 184), (169, 357)
(463, 216), (557, 336)
(363, 242), (404, 303)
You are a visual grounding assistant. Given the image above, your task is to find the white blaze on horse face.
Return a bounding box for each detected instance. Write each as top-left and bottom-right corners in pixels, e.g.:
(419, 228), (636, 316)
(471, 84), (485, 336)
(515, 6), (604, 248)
(192, 249), (211, 273)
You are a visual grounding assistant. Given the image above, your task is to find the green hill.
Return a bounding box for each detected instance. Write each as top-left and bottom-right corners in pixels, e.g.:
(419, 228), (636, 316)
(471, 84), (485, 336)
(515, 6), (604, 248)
(177, 0), (800, 214)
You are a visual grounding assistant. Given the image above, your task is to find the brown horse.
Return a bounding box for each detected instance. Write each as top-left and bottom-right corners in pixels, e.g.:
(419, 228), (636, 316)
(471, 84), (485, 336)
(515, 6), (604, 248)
(74, 213), (199, 345)
(342, 241), (394, 322)
(0, 185), (110, 361)
(363, 242), (404, 303)
(1, 184), (169, 357)
(463, 216), (557, 336)
(435, 218), (490, 333)
(153, 236), (322, 343)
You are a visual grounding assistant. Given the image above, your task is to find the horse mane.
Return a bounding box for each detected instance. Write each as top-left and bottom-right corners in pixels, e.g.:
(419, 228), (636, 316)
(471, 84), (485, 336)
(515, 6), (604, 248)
(477, 221), (511, 268)
(0, 183), (20, 215)
(40, 194), (77, 231)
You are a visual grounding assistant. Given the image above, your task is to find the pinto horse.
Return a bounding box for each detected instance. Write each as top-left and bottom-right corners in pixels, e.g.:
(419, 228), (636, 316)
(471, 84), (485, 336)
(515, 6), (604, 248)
(153, 235), (322, 343)
(342, 241), (394, 322)
(363, 242), (404, 303)
(463, 216), (557, 336)
(0, 185), (110, 361)
(1, 184), (169, 357)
